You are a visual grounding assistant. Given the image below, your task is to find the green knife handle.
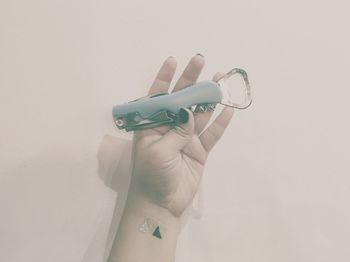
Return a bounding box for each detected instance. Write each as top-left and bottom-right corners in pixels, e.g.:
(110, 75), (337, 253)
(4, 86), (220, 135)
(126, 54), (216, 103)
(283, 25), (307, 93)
(112, 80), (222, 120)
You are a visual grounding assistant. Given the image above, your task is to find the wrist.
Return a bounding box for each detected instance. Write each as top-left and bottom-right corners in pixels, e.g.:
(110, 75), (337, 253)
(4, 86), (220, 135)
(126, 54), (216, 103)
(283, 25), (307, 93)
(123, 188), (182, 238)
(109, 183), (181, 261)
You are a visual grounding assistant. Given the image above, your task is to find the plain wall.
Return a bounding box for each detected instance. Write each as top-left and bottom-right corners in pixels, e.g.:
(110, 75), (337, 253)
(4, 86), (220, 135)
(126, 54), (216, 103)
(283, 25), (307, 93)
(1, 0), (350, 261)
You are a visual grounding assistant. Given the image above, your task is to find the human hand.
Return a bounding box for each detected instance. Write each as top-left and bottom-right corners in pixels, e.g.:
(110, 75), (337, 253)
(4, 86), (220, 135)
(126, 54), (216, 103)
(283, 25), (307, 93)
(129, 54), (234, 217)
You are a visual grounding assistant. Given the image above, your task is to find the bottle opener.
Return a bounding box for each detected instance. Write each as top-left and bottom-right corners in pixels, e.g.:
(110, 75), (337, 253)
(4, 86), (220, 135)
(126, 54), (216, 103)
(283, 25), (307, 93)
(112, 68), (252, 132)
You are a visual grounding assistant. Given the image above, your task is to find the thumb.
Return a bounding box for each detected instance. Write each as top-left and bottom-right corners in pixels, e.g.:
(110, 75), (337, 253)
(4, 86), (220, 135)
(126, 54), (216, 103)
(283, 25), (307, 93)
(158, 108), (195, 152)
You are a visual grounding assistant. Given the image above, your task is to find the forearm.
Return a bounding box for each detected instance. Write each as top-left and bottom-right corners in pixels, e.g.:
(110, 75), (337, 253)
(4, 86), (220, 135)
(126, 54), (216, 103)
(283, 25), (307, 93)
(108, 189), (181, 262)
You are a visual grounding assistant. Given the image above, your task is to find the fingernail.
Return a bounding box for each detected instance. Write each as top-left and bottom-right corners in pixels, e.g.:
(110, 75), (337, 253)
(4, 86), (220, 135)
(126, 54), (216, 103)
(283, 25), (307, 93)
(196, 53), (204, 57)
(168, 55), (175, 59)
(178, 108), (189, 123)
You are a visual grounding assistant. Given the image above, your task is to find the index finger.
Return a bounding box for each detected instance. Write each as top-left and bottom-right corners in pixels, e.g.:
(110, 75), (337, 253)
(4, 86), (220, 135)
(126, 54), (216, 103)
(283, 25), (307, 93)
(148, 56), (177, 95)
(172, 54), (205, 92)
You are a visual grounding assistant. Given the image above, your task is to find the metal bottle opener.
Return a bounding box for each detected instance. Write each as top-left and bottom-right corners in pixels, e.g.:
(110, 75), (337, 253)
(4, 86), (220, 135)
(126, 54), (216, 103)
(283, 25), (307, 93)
(112, 68), (252, 131)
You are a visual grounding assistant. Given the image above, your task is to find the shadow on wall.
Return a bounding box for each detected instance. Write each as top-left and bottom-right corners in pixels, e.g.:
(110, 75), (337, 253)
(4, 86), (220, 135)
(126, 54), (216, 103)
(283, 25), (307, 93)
(83, 134), (133, 262)
(97, 134), (133, 192)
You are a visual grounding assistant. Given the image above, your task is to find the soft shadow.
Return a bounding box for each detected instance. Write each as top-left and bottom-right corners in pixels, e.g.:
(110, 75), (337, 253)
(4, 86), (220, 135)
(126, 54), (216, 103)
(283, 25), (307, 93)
(97, 134), (133, 192)
(83, 134), (133, 262)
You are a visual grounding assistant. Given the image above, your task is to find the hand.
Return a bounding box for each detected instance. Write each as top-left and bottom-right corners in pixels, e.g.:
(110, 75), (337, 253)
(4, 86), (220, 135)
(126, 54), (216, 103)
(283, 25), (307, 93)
(129, 54), (234, 217)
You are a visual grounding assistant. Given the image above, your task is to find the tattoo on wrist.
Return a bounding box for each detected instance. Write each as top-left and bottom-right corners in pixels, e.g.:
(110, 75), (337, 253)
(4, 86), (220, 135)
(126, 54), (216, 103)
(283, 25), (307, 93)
(138, 218), (163, 239)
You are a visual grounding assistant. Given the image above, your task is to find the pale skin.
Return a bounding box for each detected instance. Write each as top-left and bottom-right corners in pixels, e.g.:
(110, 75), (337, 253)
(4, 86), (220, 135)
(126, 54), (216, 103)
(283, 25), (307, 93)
(108, 54), (234, 262)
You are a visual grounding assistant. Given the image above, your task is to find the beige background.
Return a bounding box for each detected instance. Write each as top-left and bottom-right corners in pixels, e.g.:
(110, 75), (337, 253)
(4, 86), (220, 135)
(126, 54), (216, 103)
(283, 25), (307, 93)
(1, 0), (350, 261)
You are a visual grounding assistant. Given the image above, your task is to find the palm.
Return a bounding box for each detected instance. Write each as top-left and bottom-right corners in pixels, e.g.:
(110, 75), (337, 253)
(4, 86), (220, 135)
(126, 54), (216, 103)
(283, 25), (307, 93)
(130, 55), (234, 217)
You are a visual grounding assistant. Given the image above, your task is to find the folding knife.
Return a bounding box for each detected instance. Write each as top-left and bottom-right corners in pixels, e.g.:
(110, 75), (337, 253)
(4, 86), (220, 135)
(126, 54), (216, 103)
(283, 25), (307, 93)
(112, 68), (252, 132)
